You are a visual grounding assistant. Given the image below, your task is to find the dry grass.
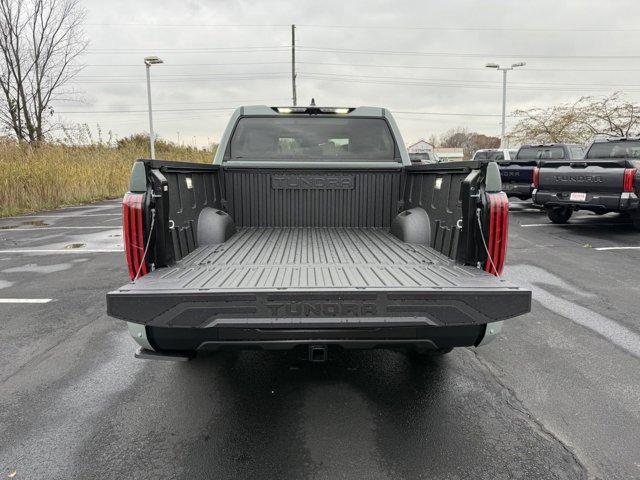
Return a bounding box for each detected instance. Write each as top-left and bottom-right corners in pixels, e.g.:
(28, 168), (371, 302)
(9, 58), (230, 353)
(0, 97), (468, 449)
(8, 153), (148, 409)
(0, 141), (214, 217)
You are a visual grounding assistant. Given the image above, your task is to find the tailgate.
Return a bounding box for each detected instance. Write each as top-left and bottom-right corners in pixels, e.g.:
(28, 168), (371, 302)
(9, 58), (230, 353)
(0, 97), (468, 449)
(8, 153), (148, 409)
(499, 162), (536, 183)
(538, 164), (626, 192)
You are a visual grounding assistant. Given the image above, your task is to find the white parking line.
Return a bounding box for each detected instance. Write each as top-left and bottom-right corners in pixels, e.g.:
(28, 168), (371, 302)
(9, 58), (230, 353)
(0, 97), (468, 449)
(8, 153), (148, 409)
(0, 226), (120, 231)
(0, 298), (52, 303)
(0, 249), (123, 253)
(594, 246), (640, 251)
(520, 223), (629, 228)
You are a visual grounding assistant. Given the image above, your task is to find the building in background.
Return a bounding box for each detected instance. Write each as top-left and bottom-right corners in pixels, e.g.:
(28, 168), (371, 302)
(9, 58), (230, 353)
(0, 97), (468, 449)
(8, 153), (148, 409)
(407, 139), (435, 154)
(434, 147), (464, 162)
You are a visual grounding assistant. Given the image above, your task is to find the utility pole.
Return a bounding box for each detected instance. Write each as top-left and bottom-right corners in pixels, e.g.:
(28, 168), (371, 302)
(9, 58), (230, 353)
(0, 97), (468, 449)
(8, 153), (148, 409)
(485, 61), (526, 147)
(291, 24), (297, 106)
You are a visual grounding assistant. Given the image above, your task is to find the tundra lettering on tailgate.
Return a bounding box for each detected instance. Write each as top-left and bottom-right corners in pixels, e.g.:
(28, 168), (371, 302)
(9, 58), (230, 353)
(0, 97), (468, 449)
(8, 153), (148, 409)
(553, 174), (604, 183)
(271, 174), (355, 190)
(267, 301), (377, 316)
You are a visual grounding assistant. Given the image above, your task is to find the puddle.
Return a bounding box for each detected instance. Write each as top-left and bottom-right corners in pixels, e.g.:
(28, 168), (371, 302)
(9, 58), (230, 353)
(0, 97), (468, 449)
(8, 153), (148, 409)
(0, 220), (49, 229)
(22, 220), (49, 227)
(64, 243), (86, 249)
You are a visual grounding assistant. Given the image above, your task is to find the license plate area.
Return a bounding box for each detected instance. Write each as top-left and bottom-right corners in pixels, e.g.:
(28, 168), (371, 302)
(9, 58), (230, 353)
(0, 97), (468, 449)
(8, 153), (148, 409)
(569, 192), (587, 201)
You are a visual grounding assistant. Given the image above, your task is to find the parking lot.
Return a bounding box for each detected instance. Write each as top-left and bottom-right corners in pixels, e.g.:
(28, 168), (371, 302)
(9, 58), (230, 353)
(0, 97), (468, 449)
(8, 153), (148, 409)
(0, 198), (639, 479)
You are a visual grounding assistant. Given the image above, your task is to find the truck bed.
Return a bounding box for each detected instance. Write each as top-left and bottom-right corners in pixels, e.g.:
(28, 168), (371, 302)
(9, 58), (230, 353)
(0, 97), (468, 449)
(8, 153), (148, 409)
(107, 227), (530, 328)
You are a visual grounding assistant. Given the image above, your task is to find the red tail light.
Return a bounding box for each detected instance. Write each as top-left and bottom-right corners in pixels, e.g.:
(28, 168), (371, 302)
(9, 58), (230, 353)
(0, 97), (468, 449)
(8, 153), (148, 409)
(484, 192), (509, 276)
(623, 168), (636, 193)
(122, 193), (148, 280)
(532, 167), (540, 189)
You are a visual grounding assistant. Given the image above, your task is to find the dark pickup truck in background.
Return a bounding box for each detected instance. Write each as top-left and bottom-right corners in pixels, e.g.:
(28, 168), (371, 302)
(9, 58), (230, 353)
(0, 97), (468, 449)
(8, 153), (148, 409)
(107, 105), (531, 362)
(533, 137), (640, 228)
(498, 144), (584, 200)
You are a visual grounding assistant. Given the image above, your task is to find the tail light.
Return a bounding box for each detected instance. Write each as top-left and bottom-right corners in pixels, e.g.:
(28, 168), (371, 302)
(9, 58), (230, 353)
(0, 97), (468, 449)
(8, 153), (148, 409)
(122, 193), (148, 280)
(532, 167), (540, 189)
(623, 168), (637, 193)
(484, 192), (509, 276)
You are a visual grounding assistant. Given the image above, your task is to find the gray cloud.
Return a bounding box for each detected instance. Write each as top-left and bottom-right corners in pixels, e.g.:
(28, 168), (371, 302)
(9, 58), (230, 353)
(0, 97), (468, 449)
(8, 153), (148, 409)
(57, 0), (640, 146)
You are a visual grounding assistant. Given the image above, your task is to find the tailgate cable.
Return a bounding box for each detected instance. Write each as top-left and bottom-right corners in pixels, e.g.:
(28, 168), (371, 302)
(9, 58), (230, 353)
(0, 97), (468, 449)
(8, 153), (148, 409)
(475, 207), (500, 278)
(134, 208), (156, 281)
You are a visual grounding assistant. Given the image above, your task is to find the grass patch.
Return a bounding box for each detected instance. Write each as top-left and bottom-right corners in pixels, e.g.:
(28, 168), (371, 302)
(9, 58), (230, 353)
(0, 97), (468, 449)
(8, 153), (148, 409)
(0, 140), (214, 217)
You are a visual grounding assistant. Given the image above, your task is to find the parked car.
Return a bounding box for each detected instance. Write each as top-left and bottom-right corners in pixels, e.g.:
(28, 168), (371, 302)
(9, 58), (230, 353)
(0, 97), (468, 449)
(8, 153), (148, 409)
(533, 137), (640, 228)
(472, 148), (518, 161)
(107, 105), (531, 362)
(498, 143), (584, 200)
(409, 151), (441, 164)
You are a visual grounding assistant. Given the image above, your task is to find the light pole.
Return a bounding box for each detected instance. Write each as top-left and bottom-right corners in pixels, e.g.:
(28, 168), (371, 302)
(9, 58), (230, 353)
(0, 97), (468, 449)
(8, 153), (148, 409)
(144, 56), (163, 158)
(485, 61), (525, 147)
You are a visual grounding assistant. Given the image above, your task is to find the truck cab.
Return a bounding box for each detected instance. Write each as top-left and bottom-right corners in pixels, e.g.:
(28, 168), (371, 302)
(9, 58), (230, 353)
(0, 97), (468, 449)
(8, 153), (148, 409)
(533, 137), (640, 227)
(106, 105), (531, 361)
(498, 144), (584, 201)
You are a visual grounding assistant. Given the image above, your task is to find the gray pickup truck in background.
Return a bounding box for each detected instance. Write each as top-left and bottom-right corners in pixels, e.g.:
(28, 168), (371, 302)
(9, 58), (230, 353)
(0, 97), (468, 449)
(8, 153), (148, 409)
(533, 137), (639, 228)
(499, 144), (584, 201)
(106, 105), (531, 362)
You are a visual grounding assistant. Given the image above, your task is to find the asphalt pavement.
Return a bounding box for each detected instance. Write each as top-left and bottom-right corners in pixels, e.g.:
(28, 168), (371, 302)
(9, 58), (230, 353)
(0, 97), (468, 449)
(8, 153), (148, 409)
(1, 199), (639, 479)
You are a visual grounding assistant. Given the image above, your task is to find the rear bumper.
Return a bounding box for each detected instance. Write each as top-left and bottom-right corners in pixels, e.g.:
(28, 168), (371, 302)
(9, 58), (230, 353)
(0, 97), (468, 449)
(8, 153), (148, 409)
(144, 323), (493, 352)
(503, 182), (532, 199)
(533, 190), (639, 212)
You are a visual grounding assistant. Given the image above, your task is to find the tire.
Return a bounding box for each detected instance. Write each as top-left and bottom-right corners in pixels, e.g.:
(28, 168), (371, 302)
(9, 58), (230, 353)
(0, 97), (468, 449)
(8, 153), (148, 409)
(547, 206), (572, 224)
(631, 216), (640, 231)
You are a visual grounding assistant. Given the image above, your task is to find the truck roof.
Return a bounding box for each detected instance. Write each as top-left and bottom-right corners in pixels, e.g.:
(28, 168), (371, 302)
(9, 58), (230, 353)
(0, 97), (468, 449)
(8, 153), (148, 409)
(519, 143), (582, 148)
(591, 136), (640, 143)
(239, 105), (386, 117)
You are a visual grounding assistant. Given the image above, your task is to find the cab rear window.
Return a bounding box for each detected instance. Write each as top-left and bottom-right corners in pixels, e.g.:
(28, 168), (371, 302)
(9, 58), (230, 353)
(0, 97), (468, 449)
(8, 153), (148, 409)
(229, 117), (397, 161)
(586, 141), (640, 159)
(516, 146), (565, 160)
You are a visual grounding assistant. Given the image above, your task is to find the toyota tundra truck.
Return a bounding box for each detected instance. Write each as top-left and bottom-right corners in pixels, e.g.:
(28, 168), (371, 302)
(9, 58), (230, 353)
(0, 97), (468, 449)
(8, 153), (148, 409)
(499, 143), (584, 201)
(533, 137), (640, 228)
(106, 105), (531, 361)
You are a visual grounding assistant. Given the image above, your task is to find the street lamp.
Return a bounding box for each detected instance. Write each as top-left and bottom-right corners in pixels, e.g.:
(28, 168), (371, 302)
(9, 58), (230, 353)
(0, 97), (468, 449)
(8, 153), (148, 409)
(144, 56), (163, 159)
(485, 61), (526, 147)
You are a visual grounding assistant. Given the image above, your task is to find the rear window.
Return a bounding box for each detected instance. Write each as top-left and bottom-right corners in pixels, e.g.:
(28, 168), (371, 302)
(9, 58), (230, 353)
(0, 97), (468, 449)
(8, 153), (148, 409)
(570, 146), (584, 159)
(474, 150), (504, 160)
(516, 146), (565, 160)
(229, 117), (397, 161)
(586, 141), (640, 159)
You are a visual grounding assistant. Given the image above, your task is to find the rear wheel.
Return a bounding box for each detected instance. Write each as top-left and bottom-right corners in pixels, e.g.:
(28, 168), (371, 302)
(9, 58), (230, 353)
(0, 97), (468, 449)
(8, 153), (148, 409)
(547, 206), (572, 224)
(631, 215), (640, 231)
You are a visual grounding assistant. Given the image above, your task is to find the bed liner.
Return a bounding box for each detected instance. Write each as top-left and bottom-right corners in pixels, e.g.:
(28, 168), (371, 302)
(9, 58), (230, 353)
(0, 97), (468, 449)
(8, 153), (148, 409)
(107, 227), (530, 328)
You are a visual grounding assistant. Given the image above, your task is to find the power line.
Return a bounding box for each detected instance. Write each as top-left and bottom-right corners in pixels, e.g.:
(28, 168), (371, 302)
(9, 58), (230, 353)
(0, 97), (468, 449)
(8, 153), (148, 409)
(299, 71), (640, 88)
(297, 46), (640, 60)
(80, 60), (640, 73)
(85, 22), (640, 32)
(301, 73), (640, 92)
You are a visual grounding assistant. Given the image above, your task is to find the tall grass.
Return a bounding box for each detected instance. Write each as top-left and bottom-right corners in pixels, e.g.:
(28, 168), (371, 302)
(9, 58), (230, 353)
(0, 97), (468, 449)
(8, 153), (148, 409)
(0, 139), (214, 217)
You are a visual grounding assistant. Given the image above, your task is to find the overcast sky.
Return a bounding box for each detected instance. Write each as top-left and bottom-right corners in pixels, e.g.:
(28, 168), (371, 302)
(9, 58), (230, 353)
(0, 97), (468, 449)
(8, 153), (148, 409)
(58, 0), (640, 147)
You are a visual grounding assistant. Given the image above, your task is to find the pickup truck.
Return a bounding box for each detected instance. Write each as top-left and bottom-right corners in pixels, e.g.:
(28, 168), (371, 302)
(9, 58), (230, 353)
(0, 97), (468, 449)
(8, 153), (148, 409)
(499, 144), (584, 201)
(472, 148), (518, 161)
(106, 105), (531, 362)
(533, 137), (640, 228)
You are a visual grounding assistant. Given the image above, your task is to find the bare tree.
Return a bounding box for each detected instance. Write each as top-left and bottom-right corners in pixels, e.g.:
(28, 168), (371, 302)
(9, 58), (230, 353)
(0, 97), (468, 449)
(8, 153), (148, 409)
(439, 127), (500, 159)
(509, 92), (640, 145)
(0, 0), (86, 144)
